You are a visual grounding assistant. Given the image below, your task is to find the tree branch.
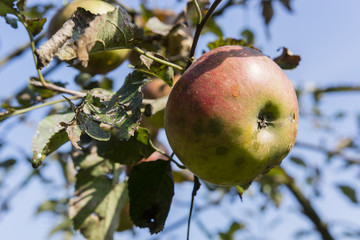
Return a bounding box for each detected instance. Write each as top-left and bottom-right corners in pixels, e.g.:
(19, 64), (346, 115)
(281, 168), (335, 240)
(29, 79), (87, 98)
(186, 0), (223, 69)
(295, 141), (360, 165)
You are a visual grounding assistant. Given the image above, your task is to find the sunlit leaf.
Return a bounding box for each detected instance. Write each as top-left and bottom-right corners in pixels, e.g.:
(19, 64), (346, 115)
(207, 37), (257, 51)
(273, 47), (301, 70)
(32, 112), (74, 168)
(135, 54), (174, 86)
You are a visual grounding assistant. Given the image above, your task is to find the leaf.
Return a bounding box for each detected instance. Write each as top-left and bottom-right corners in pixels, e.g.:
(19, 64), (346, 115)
(202, 17), (223, 37)
(128, 160), (174, 234)
(219, 221), (245, 240)
(273, 47), (301, 70)
(241, 29), (255, 45)
(80, 72), (148, 141)
(32, 112), (74, 168)
(145, 17), (172, 36)
(36, 6), (140, 69)
(207, 37), (257, 51)
(0, 159), (16, 171)
(5, 16), (18, 28)
(96, 127), (156, 165)
(279, 0), (292, 11)
(25, 17), (46, 36)
(69, 151), (129, 240)
(261, 0), (274, 25)
(135, 54), (174, 86)
(290, 156), (306, 167)
(236, 182), (252, 201)
(0, 0), (18, 16)
(48, 218), (73, 237)
(337, 185), (358, 204)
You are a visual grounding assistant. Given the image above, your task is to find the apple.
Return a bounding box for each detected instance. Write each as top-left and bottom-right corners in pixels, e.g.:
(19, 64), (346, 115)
(47, 0), (131, 75)
(164, 45), (299, 186)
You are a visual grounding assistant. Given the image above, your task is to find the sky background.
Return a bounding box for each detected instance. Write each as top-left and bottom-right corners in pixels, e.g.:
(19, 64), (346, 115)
(0, 0), (360, 239)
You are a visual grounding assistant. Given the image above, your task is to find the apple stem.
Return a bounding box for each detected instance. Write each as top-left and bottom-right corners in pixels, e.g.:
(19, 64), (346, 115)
(186, 0), (223, 69)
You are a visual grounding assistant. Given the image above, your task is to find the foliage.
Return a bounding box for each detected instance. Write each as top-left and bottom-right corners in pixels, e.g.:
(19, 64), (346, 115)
(0, 0), (359, 240)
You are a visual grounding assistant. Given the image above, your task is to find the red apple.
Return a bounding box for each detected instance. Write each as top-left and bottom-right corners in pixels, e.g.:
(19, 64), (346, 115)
(164, 45), (298, 186)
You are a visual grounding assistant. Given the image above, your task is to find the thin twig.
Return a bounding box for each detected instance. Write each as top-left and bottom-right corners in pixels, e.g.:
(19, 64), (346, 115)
(187, 176), (201, 240)
(133, 46), (184, 71)
(29, 79), (87, 98)
(295, 141), (360, 165)
(0, 96), (81, 122)
(186, 0), (223, 69)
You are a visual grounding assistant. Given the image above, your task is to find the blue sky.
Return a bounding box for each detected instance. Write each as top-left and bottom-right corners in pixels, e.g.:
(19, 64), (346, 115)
(0, 0), (360, 239)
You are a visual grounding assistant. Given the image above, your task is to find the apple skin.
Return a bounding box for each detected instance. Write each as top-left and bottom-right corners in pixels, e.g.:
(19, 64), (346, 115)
(47, 0), (130, 75)
(164, 45), (298, 186)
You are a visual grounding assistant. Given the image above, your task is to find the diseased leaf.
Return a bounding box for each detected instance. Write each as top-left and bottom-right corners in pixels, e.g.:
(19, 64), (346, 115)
(25, 17), (46, 36)
(128, 160), (174, 234)
(97, 127), (156, 165)
(273, 47), (301, 70)
(135, 54), (174, 86)
(36, 6), (139, 69)
(337, 185), (358, 204)
(32, 112), (74, 168)
(207, 37), (257, 51)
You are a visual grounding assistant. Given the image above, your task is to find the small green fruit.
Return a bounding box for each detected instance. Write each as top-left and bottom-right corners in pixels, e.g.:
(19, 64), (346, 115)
(164, 45), (299, 186)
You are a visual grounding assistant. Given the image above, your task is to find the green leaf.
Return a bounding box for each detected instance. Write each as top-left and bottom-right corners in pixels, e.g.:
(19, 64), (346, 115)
(32, 112), (74, 168)
(202, 17), (223, 37)
(48, 218), (73, 237)
(290, 156), (306, 167)
(96, 127), (157, 165)
(5, 16), (18, 28)
(273, 47), (301, 70)
(69, 151), (129, 240)
(261, 1), (274, 25)
(25, 17), (46, 36)
(135, 54), (174, 86)
(337, 184), (358, 204)
(241, 29), (255, 45)
(219, 221), (245, 240)
(0, 0), (18, 16)
(279, 0), (292, 11)
(0, 159), (16, 171)
(207, 37), (256, 51)
(128, 160), (174, 234)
